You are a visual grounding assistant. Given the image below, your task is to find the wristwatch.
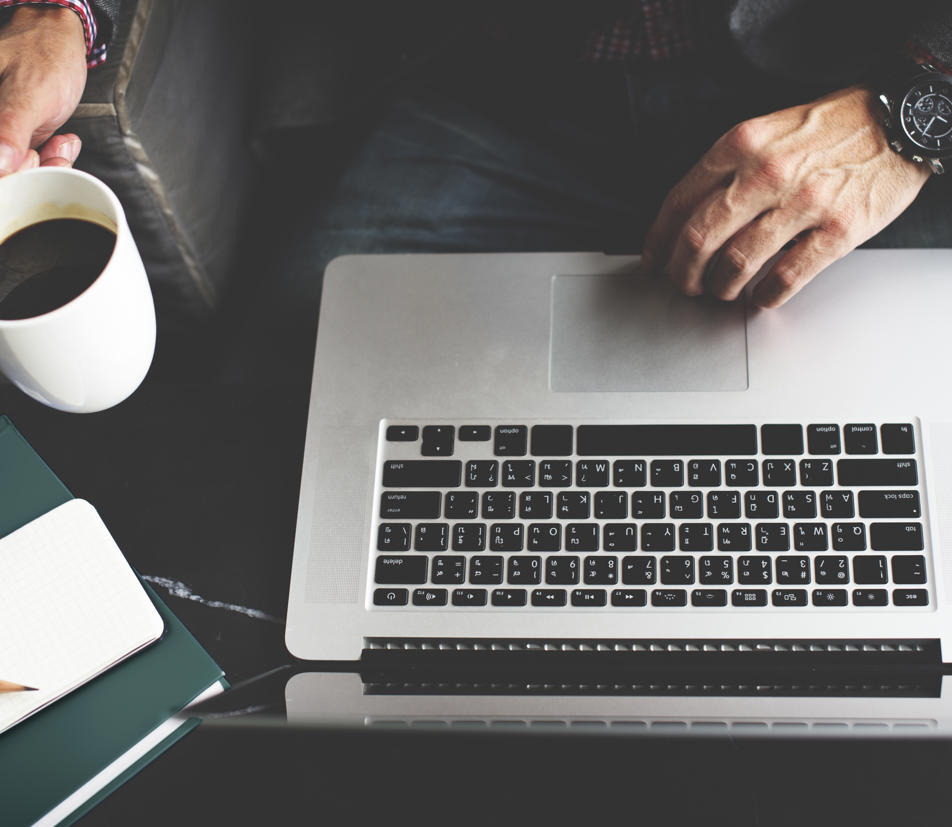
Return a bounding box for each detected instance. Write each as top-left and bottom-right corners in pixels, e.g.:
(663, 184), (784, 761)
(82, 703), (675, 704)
(877, 60), (952, 174)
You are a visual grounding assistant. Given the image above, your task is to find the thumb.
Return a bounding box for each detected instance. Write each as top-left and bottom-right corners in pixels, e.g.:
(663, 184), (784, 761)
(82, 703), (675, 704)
(0, 90), (39, 175)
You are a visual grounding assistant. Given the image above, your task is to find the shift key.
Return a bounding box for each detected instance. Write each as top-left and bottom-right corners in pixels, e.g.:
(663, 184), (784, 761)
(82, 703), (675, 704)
(837, 459), (917, 487)
(383, 460), (462, 487)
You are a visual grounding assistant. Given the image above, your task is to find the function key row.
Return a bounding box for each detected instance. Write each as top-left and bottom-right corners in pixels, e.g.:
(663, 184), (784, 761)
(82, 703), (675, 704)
(385, 423), (916, 457)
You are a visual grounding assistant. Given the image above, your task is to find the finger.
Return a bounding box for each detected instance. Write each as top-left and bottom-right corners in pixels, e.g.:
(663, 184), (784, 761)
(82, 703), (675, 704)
(666, 182), (773, 296)
(751, 228), (851, 308)
(0, 99), (36, 175)
(15, 148), (40, 172)
(38, 133), (81, 167)
(706, 209), (810, 302)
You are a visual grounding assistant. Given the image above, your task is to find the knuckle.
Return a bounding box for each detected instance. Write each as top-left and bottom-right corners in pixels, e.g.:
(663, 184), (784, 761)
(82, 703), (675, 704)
(754, 154), (796, 188)
(724, 119), (764, 154)
(683, 224), (709, 257)
(770, 263), (802, 294)
(718, 245), (753, 284)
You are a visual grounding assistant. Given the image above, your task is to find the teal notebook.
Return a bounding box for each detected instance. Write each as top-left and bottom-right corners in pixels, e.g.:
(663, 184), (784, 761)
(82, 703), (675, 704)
(0, 415), (228, 826)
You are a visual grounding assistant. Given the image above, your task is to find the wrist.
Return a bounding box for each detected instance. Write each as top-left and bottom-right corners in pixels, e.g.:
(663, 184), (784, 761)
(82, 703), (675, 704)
(6, 4), (88, 55)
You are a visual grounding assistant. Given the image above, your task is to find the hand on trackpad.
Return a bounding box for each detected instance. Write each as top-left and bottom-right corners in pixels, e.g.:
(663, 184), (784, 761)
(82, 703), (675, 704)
(549, 273), (749, 392)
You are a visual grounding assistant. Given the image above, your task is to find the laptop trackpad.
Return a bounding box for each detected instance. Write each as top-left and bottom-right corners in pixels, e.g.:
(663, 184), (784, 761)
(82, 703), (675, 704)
(549, 274), (748, 392)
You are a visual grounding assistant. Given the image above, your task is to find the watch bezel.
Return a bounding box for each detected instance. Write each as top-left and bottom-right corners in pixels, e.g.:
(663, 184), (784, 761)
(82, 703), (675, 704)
(893, 70), (952, 159)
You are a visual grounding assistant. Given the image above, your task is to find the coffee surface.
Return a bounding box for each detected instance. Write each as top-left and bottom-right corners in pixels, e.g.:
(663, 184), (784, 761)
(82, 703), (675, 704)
(0, 218), (116, 320)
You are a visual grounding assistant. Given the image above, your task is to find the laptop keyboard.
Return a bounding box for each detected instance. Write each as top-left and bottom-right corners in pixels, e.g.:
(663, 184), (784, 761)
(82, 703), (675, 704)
(370, 422), (930, 611)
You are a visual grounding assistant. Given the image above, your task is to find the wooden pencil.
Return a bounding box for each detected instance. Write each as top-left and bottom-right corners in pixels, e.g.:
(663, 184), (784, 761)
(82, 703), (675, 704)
(0, 680), (37, 693)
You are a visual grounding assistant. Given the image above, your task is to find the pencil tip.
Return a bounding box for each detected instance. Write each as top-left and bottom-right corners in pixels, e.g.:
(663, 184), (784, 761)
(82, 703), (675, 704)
(24, 686), (38, 691)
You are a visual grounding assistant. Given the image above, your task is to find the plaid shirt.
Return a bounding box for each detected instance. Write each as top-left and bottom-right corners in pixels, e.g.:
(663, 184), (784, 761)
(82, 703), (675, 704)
(582, 0), (704, 62)
(0, 0), (106, 66)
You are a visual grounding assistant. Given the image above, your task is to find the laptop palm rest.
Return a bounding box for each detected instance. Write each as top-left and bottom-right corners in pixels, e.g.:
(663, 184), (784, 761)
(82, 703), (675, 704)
(549, 273), (749, 392)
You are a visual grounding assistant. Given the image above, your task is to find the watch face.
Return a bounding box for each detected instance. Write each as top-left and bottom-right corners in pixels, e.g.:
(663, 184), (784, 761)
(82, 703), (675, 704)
(900, 76), (952, 153)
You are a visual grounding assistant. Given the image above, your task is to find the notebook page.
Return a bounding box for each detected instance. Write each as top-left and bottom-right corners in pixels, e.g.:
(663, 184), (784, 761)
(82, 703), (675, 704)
(0, 499), (164, 735)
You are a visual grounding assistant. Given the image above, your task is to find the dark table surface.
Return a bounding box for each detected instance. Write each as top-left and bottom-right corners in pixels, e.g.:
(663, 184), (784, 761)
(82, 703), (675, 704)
(4, 372), (952, 826)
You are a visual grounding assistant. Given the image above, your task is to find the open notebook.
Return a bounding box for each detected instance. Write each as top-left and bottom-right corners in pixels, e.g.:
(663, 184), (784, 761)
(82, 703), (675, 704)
(0, 499), (164, 735)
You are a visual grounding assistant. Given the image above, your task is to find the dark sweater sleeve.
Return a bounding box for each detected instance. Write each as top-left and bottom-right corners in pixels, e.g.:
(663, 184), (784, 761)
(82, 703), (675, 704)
(87, 0), (118, 49)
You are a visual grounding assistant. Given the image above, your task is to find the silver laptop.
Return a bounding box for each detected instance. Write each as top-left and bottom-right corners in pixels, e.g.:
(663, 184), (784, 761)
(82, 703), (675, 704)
(286, 250), (952, 667)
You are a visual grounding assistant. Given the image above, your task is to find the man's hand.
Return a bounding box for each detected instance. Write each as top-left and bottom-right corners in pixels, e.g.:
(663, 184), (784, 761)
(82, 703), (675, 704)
(642, 86), (931, 308)
(0, 5), (88, 175)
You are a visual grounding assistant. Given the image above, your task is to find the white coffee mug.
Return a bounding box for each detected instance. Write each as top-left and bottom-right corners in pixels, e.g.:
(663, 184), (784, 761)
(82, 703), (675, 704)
(0, 167), (155, 413)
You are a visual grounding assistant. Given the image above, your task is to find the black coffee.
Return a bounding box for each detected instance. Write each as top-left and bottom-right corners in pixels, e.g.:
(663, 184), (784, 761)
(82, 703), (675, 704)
(0, 218), (117, 320)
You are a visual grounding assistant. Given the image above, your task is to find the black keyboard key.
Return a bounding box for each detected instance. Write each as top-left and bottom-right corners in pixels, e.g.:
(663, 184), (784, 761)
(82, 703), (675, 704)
(661, 555), (695, 585)
(572, 589), (608, 607)
(762, 459), (797, 487)
(585, 556), (618, 585)
(815, 556), (850, 585)
(576, 460), (610, 487)
(783, 491), (816, 518)
(679, 523), (714, 552)
(870, 522), (924, 551)
(528, 523), (562, 552)
(893, 588), (928, 606)
(452, 523), (486, 551)
(775, 555), (810, 585)
(452, 588), (488, 606)
(692, 589), (728, 607)
(688, 459), (721, 487)
(670, 491), (703, 519)
(651, 460), (684, 487)
(761, 424), (804, 455)
(386, 425), (418, 442)
(807, 424), (841, 454)
(603, 523), (638, 552)
(508, 556), (541, 584)
(853, 589), (888, 606)
(546, 556), (580, 585)
(891, 555), (927, 584)
(465, 460), (499, 487)
(794, 523), (828, 552)
(756, 523), (790, 552)
(772, 589), (807, 607)
(470, 555), (503, 584)
(718, 523), (752, 552)
(725, 460), (758, 487)
(820, 490), (855, 519)
(837, 459), (918, 487)
(519, 491), (553, 519)
(613, 460), (647, 487)
(432, 555), (466, 584)
(490, 523), (524, 551)
(881, 423), (915, 455)
(530, 425), (573, 456)
(595, 491), (628, 519)
(492, 588), (528, 607)
(557, 491), (591, 519)
(732, 589), (767, 607)
(374, 588), (409, 606)
(844, 424), (878, 454)
(459, 425), (491, 441)
(812, 589), (848, 606)
(532, 589), (567, 607)
(622, 556), (656, 585)
(738, 555), (771, 584)
(502, 460), (536, 487)
(482, 491), (515, 520)
(652, 589), (688, 607)
(383, 460), (462, 488)
(422, 425), (455, 456)
(611, 589), (647, 606)
(707, 491), (741, 519)
(858, 490), (921, 518)
(539, 460), (572, 487)
(853, 555), (888, 584)
(799, 459), (834, 487)
(375, 555), (427, 584)
(415, 523), (449, 552)
(642, 523), (676, 552)
(565, 523), (599, 552)
(378, 523), (411, 551)
(699, 556), (733, 584)
(832, 522), (867, 552)
(444, 491), (478, 519)
(380, 491), (441, 519)
(632, 491), (666, 518)
(577, 425), (757, 456)
(494, 425), (528, 456)
(413, 588), (448, 606)
(745, 491), (779, 519)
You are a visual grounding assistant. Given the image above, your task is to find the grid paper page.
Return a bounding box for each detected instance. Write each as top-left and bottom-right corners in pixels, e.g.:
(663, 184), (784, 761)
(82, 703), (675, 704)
(0, 499), (164, 735)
